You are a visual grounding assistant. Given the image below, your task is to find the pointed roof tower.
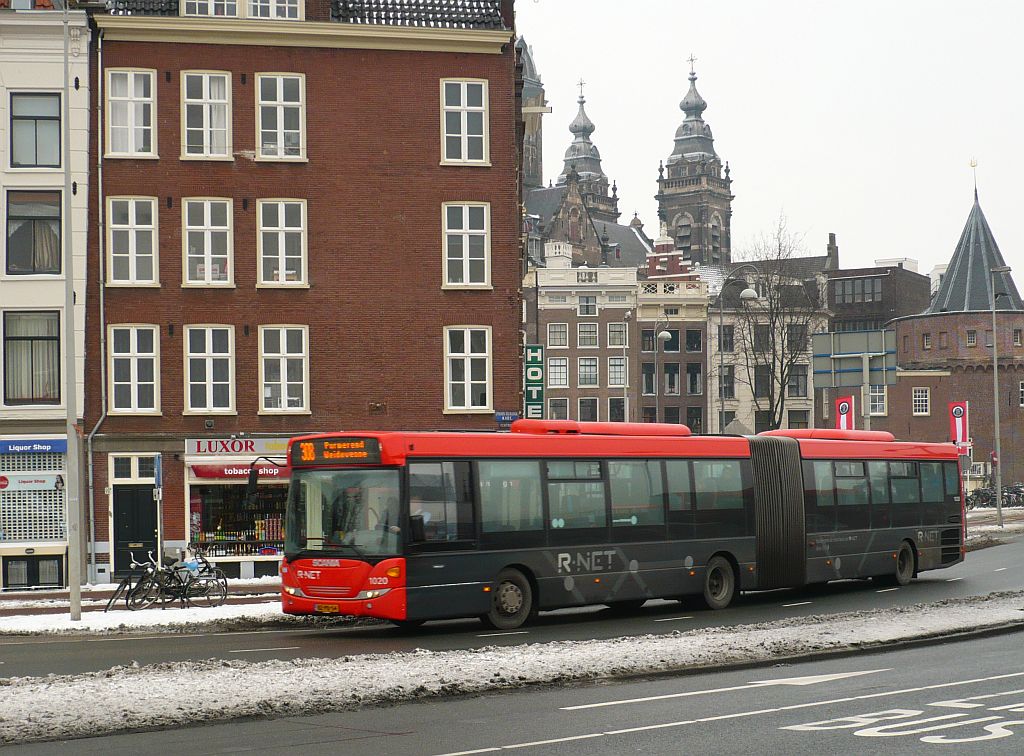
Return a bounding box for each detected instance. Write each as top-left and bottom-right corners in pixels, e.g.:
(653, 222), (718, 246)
(667, 61), (717, 164)
(556, 85), (607, 186)
(926, 193), (1024, 313)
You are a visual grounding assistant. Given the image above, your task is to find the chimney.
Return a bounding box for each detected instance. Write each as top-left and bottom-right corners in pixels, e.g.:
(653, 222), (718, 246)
(826, 233), (839, 269)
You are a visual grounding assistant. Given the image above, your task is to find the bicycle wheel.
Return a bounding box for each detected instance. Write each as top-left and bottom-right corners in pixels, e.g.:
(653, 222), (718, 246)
(127, 575), (161, 610)
(189, 577), (227, 608)
(104, 576), (133, 612)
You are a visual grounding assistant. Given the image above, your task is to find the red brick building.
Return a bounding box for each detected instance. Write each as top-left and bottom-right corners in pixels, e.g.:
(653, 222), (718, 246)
(83, 0), (520, 580)
(877, 194), (1024, 484)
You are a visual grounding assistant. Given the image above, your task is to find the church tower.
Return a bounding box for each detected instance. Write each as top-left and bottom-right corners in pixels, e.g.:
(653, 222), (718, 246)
(517, 36), (550, 191)
(655, 61), (733, 266)
(556, 86), (620, 224)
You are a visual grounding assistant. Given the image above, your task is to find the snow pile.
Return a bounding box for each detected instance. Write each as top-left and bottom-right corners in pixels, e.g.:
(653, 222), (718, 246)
(1, 591), (1022, 745)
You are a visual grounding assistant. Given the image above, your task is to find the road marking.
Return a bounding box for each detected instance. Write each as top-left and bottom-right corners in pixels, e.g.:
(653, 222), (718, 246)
(560, 669), (891, 711)
(477, 631), (529, 638)
(994, 568), (1007, 572)
(653, 616), (693, 623)
(434, 671), (1024, 755)
(876, 588), (899, 593)
(783, 601), (813, 607)
(227, 646), (299, 654)
(946, 578), (963, 582)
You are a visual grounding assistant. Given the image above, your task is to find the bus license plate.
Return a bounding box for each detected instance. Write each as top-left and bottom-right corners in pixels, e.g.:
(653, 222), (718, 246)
(315, 603), (340, 614)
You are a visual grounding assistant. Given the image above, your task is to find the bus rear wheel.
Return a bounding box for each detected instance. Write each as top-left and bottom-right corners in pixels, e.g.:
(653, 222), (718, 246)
(481, 568), (533, 630)
(703, 556), (736, 610)
(894, 541), (915, 586)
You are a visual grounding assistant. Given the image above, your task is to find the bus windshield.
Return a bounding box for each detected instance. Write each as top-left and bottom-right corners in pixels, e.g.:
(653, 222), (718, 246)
(285, 468), (401, 558)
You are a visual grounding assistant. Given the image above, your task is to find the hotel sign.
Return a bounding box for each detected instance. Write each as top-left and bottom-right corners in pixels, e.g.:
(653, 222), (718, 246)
(524, 344), (544, 419)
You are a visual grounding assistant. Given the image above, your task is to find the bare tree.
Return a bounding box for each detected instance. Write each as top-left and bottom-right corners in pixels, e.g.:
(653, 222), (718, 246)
(728, 216), (828, 431)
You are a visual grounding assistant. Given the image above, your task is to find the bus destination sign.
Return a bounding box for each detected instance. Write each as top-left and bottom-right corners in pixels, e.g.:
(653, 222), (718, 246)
(292, 437), (382, 466)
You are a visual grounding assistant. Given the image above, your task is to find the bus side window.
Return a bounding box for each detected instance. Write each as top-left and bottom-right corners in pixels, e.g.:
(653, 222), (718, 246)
(920, 462), (946, 527)
(868, 460), (890, 528)
(478, 460), (543, 533)
(943, 462), (962, 520)
(609, 460), (665, 529)
(889, 461), (921, 527)
(835, 460), (869, 531)
(693, 460), (745, 539)
(408, 461), (475, 541)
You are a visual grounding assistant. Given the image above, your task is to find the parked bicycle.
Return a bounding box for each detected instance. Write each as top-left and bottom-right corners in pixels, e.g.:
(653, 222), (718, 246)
(103, 553), (153, 612)
(125, 548), (228, 610)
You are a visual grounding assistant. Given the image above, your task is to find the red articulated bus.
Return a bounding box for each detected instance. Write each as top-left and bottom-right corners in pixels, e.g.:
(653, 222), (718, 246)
(279, 420), (964, 629)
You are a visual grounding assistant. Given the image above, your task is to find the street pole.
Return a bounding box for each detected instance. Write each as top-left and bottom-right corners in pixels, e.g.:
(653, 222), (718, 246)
(718, 289), (724, 433)
(990, 266), (1010, 528)
(653, 321), (661, 423)
(622, 310), (630, 422)
(63, 1), (82, 620)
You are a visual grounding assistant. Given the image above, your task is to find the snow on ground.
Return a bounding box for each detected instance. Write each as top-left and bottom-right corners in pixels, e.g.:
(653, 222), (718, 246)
(1, 591), (1023, 745)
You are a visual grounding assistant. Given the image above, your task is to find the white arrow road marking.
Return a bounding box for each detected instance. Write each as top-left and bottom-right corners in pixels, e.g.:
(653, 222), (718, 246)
(560, 668), (892, 710)
(931, 687), (1024, 709)
(435, 672), (1024, 756)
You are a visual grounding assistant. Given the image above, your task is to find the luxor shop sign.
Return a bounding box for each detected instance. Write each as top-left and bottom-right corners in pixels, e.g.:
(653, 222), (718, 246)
(185, 437), (291, 456)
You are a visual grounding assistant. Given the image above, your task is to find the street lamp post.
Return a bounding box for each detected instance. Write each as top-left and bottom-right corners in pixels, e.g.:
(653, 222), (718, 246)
(716, 266), (760, 433)
(621, 309), (631, 422)
(990, 265), (1011, 528)
(652, 321), (671, 422)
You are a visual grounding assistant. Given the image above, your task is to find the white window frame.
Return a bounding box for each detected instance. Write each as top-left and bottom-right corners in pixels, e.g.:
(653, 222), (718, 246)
(1015, 329), (1023, 347)
(255, 73), (306, 160)
(440, 78), (489, 166)
(578, 357), (599, 388)
(182, 0), (239, 16)
(912, 387), (930, 416)
(108, 453), (159, 483)
(258, 325), (309, 414)
(443, 325), (492, 413)
(608, 356), (627, 388)
(548, 397), (568, 420)
(107, 196), (159, 286)
(608, 321), (627, 347)
(608, 396), (627, 422)
(578, 295), (597, 316)
(256, 199), (307, 286)
(182, 198), (233, 286)
(181, 71), (232, 160)
(248, 0), (302, 20)
(547, 322), (568, 349)
(108, 324), (160, 415)
(547, 357), (568, 388)
(106, 69), (156, 158)
(578, 397), (599, 422)
(441, 202), (491, 288)
(180, 0), (304, 18)
(183, 325), (235, 414)
(869, 384), (887, 416)
(1019, 380), (1024, 408)
(577, 322), (599, 348)
(922, 333), (932, 350)
(966, 329), (977, 347)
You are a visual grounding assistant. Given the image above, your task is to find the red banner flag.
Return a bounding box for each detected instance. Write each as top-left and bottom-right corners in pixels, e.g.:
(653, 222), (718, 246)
(949, 401), (969, 445)
(835, 396), (855, 430)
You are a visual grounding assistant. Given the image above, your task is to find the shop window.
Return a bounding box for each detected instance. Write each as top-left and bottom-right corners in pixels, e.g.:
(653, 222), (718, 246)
(191, 483), (287, 554)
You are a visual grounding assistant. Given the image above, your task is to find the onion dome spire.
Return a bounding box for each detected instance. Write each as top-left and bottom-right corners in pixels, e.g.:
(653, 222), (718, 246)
(557, 81), (607, 185)
(667, 57), (717, 163)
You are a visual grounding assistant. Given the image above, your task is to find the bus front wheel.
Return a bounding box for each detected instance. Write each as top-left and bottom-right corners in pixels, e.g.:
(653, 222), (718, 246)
(703, 556), (736, 610)
(481, 568), (533, 630)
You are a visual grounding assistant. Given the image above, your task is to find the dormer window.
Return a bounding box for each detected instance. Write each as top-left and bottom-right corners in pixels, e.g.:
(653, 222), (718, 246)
(181, 0), (302, 19)
(183, 0), (238, 17)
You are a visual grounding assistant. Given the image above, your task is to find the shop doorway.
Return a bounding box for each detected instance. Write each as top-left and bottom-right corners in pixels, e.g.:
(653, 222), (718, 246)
(113, 484), (157, 574)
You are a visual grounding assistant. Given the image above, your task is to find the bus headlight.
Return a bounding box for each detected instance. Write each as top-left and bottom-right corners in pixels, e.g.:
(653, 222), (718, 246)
(353, 588), (391, 600)
(283, 585), (306, 597)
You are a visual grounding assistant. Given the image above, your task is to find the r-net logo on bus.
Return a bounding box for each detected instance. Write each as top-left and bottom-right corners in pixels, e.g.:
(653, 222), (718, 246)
(556, 550), (617, 574)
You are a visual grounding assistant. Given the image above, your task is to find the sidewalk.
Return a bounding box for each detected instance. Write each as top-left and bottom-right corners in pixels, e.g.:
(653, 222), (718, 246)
(0, 578), (280, 617)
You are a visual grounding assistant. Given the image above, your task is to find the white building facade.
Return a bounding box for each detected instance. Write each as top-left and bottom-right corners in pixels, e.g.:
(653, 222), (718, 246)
(0, 5), (90, 588)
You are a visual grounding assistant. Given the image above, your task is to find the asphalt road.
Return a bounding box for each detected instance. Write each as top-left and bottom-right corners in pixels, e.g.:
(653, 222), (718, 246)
(1, 537), (1021, 679)
(9, 622), (1024, 754)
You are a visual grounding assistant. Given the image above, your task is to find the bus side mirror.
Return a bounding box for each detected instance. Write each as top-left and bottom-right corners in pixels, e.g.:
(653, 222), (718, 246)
(409, 514), (426, 542)
(245, 467), (258, 503)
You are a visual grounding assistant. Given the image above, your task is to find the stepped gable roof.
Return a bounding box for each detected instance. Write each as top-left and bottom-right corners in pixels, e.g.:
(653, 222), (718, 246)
(108, 0), (508, 27)
(926, 193), (1023, 314)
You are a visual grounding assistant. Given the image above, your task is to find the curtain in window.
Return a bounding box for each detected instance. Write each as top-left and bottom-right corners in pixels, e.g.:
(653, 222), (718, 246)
(5, 313), (59, 402)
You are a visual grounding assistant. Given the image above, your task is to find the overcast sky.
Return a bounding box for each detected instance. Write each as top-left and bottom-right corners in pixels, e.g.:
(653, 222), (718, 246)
(515, 0), (1021, 277)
